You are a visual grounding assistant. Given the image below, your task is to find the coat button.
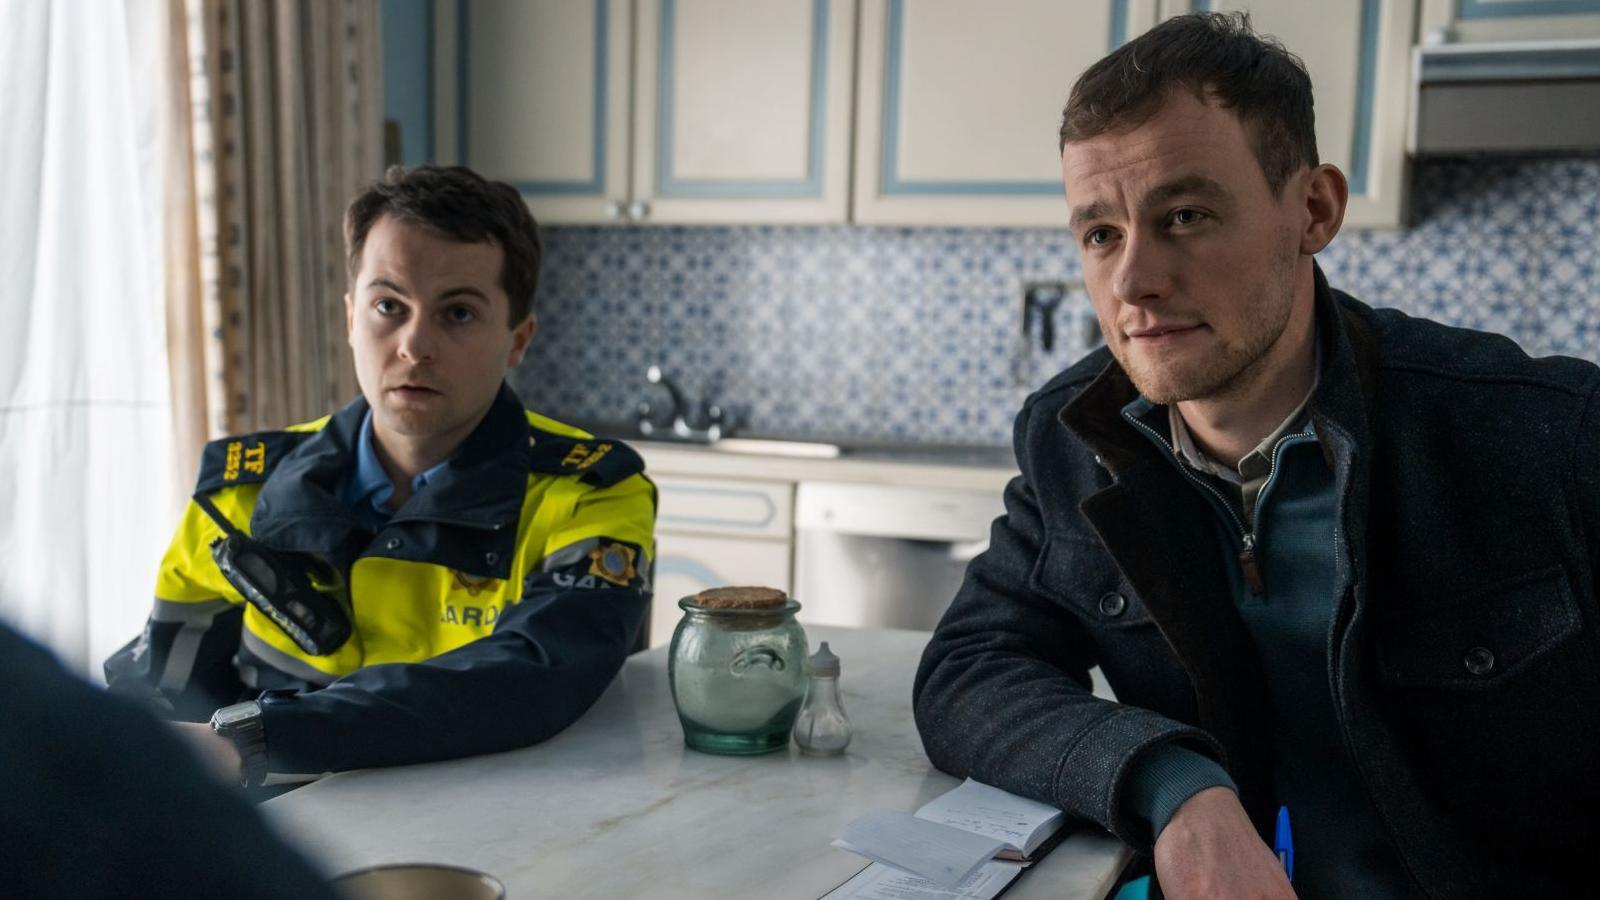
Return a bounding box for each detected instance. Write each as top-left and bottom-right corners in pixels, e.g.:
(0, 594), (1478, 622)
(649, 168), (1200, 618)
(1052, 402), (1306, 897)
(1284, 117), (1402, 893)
(1464, 646), (1495, 676)
(485, 552), (499, 566)
(1098, 592), (1127, 617)
(385, 537), (402, 550)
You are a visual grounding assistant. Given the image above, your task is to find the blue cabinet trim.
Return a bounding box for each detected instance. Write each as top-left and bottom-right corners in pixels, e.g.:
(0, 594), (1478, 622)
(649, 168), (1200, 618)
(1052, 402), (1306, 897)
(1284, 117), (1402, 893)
(382, 0), (435, 165)
(1458, 0), (1600, 19)
(657, 485), (780, 532)
(1347, 0), (1381, 197)
(458, 0), (610, 196)
(1167, 1), (1380, 198)
(655, 0), (829, 200)
(656, 558), (732, 590)
(880, 0), (1127, 197)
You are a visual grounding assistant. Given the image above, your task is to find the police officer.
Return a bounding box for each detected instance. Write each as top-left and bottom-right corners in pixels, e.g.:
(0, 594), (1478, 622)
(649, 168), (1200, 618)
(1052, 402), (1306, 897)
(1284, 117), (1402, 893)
(106, 165), (655, 787)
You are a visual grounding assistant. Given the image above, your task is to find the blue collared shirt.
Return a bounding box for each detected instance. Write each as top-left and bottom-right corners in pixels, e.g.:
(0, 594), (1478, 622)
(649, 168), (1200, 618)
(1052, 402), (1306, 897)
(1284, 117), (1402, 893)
(339, 410), (450, 531)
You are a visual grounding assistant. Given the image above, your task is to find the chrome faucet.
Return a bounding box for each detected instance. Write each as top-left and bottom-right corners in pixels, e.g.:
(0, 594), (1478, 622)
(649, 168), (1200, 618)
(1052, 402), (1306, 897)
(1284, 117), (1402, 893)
(637, 365), (727, 443)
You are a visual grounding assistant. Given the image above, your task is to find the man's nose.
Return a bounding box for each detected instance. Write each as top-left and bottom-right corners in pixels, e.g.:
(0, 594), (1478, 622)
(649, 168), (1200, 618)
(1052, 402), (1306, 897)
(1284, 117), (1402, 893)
(1111, 232), (1172, 308)
(396, 317), (438, 362)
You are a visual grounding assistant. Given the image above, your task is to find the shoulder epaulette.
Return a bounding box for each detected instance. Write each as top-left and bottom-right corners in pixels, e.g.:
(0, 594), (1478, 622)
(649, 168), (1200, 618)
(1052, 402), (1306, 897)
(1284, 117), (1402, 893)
(195, 429), (318, 495)
(525, 427), (645, 488)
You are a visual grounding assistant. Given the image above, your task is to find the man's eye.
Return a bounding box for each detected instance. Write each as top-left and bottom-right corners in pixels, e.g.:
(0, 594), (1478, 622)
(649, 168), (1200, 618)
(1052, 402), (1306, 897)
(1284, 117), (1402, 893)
(374, 298), (401, 315)
(1084, 227), (1114, 247)
(446, 305), (477, 324)
(1170, 208), (1206, 227)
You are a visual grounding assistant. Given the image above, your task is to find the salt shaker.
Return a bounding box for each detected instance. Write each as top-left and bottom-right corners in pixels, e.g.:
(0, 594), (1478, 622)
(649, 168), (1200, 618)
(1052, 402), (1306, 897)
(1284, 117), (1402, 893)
(792, 641), (851, 756)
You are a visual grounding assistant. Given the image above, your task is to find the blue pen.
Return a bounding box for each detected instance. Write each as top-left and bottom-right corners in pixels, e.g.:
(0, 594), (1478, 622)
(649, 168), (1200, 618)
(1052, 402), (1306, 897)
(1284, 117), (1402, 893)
(1274, 805), (1294, 883)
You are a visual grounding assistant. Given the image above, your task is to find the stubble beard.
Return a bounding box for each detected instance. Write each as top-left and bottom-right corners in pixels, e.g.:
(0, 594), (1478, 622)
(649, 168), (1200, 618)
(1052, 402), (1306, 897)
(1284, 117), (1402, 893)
(1115, 246), (1300, 406)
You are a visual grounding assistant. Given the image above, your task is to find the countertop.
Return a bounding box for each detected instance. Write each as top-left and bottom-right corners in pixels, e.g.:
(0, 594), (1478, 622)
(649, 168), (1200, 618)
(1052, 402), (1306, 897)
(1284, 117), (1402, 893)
(263, 626), (1128, 899)
(634, 439), (1018, 494)
(562, 419), (1018, 493)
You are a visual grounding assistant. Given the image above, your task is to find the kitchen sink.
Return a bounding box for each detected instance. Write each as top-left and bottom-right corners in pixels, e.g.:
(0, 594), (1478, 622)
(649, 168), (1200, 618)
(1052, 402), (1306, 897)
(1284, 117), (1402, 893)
(639, 436), (1016, 468)
(696, 437), (843, 459)
(627, 429), (1012, 467)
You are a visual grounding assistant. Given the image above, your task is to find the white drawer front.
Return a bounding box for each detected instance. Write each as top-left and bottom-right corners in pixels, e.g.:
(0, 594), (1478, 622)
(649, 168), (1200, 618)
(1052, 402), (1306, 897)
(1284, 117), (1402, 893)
(648, 532), (794, 648)
(794, 481), (1003, 543)
(654, 476), (795, 539)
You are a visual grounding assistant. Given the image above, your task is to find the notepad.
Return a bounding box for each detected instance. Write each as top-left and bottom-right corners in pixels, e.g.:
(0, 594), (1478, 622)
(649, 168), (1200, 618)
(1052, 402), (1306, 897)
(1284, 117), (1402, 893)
(834, 810), (1008, 888)
(821, 861), (1024, 900)
(831, 779), (1067, 889)
(914, 778), (1066, 861)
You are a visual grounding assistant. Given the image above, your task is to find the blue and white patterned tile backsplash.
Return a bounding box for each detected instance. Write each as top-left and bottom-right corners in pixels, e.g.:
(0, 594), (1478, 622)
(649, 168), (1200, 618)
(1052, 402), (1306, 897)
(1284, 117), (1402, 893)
(509, 158), (1600, 447)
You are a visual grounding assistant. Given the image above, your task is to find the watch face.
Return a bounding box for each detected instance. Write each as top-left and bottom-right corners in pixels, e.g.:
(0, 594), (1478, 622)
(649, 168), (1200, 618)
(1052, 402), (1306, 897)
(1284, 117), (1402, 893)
(213, 702), (260, 728)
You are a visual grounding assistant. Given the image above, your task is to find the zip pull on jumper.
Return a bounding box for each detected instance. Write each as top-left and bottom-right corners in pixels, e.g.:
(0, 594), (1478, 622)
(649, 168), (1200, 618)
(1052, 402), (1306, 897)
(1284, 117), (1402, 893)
(1239, 533), (1266, 595)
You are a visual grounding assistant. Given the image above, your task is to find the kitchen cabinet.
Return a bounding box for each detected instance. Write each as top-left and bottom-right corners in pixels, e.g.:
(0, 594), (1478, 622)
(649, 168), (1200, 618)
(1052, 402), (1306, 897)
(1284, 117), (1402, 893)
(631, 0), (857, 223)
(851, 0), (1161, 226)
(419, 0), (1426, 229)
(437, 0), (633, 224)
(1164, 1), (1417, 229)
(437, 0), (855, 225)
(1419, 0), (1600, 44)
(649, 475), (795, 647)
(638, 444), (1018, 648)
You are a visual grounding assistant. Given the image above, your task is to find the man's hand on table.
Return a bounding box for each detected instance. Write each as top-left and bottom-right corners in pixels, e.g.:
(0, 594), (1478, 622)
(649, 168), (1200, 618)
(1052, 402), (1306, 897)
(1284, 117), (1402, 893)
(1153, 786), (1297, 900)
(170, 721), (243, 784)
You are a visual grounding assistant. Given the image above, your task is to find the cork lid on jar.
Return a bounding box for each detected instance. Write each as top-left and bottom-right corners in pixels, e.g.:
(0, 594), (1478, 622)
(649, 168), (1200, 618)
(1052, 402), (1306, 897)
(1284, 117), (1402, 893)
(691, 586), (789, 610)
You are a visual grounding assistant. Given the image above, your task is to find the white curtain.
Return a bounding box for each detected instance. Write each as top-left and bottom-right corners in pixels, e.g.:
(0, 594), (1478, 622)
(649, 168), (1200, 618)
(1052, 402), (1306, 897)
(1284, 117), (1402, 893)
(0, 0), (178, 676)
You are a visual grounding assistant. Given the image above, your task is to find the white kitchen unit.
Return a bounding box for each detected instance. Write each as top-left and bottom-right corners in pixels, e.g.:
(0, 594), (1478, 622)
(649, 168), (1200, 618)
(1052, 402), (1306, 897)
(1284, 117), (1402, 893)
(1164, 1), (1417, 229)
(438, 0), (856, 225)
(793, 481), (1003, 631)
(438, 0), (633, 224)
(630, 0), (857, 223)
(649, 475), (796, 648)
(851, 0), (1161, 226)
(1419, 0), (1600, 44)
(639, 442), (1017, 647)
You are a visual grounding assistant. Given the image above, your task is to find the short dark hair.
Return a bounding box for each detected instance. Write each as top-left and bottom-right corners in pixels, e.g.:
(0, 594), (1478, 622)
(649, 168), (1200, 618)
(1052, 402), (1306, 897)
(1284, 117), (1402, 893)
(1059, 12), (1318, 196)
(344, 165), (542, 324)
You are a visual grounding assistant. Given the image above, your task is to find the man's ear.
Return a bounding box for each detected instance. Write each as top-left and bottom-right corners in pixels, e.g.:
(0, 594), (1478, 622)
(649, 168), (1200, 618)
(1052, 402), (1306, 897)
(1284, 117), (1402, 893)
(344, 292), (355, 344)
(506, 313), (537, 367)
(1299, 163), (1348, 255)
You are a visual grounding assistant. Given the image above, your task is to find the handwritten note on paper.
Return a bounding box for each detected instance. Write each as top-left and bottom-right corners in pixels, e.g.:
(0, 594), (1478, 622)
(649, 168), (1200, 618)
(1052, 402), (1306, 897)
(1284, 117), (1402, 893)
(821, 861), (1024, 900)
(832, 810), (1006, 888)
(915, 779), (1066, 858)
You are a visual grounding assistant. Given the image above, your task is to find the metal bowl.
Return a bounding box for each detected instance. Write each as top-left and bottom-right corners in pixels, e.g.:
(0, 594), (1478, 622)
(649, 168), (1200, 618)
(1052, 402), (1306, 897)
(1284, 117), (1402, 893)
(331, 863), (505, 900)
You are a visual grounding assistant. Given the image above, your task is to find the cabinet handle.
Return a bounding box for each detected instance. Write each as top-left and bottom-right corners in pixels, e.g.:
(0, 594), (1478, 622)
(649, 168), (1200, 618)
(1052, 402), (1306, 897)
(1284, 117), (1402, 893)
(605, 198), (625, 219)
(627, 200), (650, 220)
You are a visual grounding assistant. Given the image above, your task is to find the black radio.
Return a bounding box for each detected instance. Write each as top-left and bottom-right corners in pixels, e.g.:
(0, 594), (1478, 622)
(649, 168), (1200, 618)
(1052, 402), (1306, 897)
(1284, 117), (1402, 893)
(193, 493), (352, 656)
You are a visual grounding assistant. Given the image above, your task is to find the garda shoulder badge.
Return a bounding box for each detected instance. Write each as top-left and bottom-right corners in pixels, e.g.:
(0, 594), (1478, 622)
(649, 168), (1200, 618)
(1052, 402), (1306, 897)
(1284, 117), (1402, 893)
(195, 430), (317, 494)
(525, 427), (645, 488)
(588, 542), (639, 587)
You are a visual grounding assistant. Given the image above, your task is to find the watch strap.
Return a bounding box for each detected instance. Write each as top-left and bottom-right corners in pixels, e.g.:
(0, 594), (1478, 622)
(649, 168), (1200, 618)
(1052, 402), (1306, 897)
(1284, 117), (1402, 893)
(210, 701), (268, 788)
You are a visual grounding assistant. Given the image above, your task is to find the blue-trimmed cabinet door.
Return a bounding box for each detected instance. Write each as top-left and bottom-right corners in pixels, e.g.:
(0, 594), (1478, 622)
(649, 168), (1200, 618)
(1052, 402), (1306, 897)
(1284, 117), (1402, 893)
(437, 0), (633, 224)
(1172, 1), (1416, 229)
(1420, 0), (1600, 44)
(651, 534), (795, 646)
(630, 0), (857, 224)
(852, 0), (1161, 226)
(648, 474), (796, 648)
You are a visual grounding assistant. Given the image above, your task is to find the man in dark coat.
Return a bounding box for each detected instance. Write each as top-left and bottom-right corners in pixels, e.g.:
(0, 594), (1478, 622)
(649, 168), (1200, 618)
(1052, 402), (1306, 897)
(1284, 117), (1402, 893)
(914, 13), (1600, 900)
(0, 622), (338, 899)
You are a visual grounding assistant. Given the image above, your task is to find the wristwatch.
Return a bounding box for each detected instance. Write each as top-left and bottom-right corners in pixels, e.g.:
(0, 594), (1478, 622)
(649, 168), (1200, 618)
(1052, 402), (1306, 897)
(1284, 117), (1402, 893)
(209, 700), (268, 788)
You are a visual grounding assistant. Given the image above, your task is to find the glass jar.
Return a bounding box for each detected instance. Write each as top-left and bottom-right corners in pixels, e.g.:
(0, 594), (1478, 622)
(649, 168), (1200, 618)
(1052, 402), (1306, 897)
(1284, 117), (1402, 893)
(668, 592), (809, 755)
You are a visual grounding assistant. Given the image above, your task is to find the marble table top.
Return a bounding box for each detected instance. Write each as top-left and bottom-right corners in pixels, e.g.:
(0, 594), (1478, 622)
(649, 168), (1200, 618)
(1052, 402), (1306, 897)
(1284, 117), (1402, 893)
(264, 626), (1130, 899)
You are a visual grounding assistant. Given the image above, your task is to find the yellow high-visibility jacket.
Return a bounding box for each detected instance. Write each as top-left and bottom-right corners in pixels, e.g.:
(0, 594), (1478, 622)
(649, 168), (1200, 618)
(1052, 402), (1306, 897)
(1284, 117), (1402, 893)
(105, 385), (655, 777)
